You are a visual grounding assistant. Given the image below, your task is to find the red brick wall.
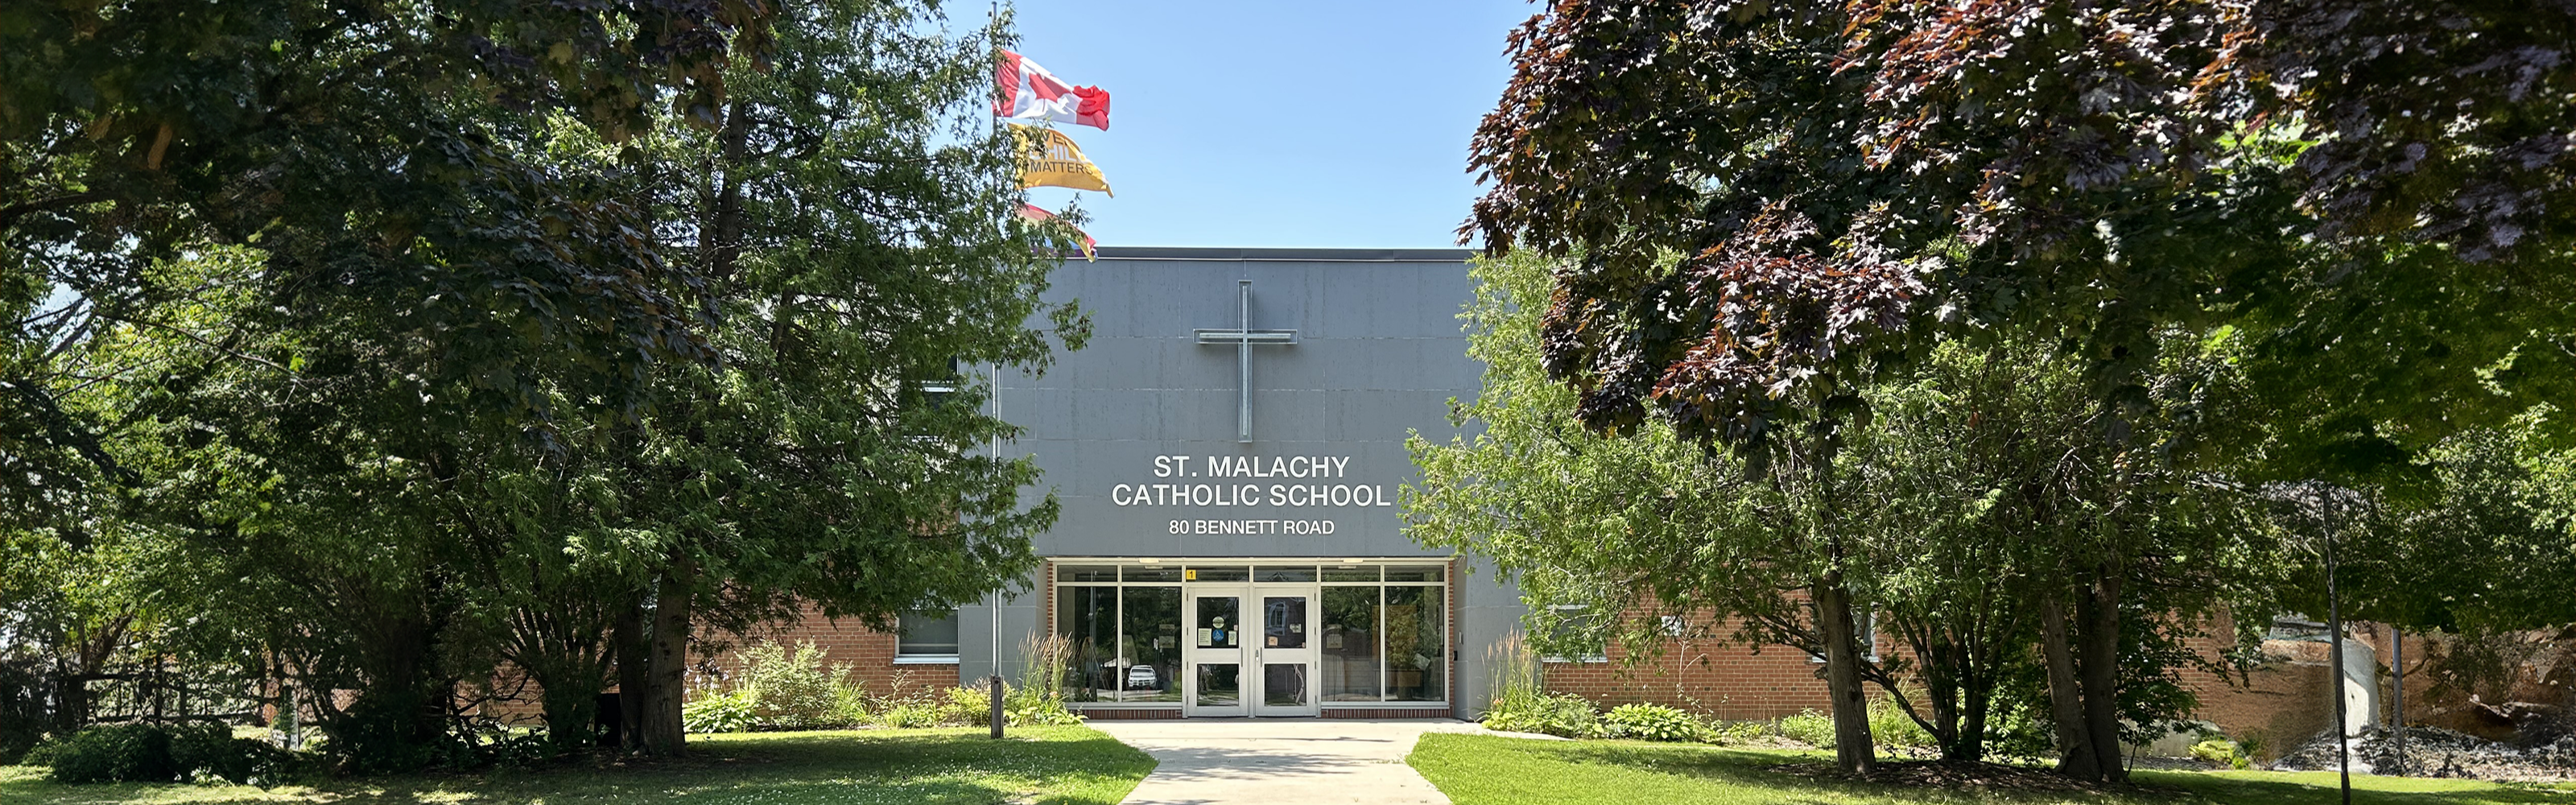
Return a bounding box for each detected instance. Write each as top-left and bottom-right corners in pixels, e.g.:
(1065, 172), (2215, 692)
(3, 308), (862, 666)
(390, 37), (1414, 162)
(729, 602), (963, 698)
(1538, 606), (2356, 751)
(1541, 609), (1901, 720)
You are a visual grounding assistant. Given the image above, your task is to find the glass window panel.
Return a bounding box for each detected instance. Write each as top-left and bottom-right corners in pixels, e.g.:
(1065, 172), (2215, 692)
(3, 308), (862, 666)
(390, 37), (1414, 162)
(1255, 565), (1316, 582)
(1385, 565), (1445, 583)
(1059, 565), (1120, 583)
(1195, 596), (1241, 648)
(1321, 586), (1382, 701)
(1264, 663), (1310, 707)
(1262, 596), (1307, 648)
(1186, 566), (1249, 582)
(1195, 663), (1241, 707)
(897, 610), (960, 656)
(1056, 586), (1119, 701)
(1119, 587), (1183, 703)
(1123, 565), (1183, 583)
(1321, 565), (1381, 583)
(1385, 586), (1446, 702)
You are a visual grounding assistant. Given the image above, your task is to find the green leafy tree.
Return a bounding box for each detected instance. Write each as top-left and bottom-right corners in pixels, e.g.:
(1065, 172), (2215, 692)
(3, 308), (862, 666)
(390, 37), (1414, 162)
(1460, 0), (2570, 780)
(1410, 252), (2279, 774)
(4, 0), (777, 762)
(506, 0), (1088, 756)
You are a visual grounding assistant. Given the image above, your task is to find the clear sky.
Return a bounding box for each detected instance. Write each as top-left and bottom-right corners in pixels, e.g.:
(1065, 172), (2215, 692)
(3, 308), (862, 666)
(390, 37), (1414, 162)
(1004, 0), (1537, 249)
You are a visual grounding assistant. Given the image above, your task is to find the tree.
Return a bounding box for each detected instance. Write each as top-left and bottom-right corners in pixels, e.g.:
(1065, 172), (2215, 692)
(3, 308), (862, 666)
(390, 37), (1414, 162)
(6, 0), (1086, 767)
(1406, 250), (1889, 771)
(1411, 253), (2277, 772)
(5, 1), (777, 761)
(1, 0), (780, 504)
(1463, 0), (2570, 780)
(520, 0), (1088, 755)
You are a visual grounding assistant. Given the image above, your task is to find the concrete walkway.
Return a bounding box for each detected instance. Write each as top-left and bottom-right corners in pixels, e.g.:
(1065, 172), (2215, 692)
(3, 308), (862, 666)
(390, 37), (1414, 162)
(1092, 719), (1475, 805)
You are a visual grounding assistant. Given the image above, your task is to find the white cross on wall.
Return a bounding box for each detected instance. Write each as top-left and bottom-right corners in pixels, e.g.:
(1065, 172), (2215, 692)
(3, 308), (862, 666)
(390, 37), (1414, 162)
(1194, 279), (1298, 443)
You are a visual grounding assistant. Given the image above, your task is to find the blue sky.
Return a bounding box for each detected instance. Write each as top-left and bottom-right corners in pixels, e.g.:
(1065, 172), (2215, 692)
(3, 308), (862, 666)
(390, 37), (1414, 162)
(1004, 1), (1537, 249)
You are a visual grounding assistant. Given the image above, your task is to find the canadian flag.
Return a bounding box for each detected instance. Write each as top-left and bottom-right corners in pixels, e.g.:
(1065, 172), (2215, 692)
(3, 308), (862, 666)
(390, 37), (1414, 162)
(995, 49), (1110, 130)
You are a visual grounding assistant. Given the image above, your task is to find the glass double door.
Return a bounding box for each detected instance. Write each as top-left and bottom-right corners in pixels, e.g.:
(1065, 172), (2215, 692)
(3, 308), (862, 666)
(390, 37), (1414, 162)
(1183, 586), (1316, 716)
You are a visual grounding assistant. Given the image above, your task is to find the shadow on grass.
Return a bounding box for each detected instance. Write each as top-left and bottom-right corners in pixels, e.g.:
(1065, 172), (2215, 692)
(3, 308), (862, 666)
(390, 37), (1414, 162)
(1416, 734), (2576, 805)
(2137, 768), (2576, 805)
(0, 727), (1156, 805)
(1527, 741), (2177, 803)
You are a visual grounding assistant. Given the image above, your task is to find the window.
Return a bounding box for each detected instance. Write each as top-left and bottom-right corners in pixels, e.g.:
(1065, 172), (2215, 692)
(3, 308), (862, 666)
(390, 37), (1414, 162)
(1055, 576), (1184, 704)
(1537, 604), (1609, 663)
(2267, 617), (2330, 642)
(1319, 565), (1449, 702)
(1056, 561), (1451, 706)
(1808, 609), (1880, 663)
(897, 610), (961, 662)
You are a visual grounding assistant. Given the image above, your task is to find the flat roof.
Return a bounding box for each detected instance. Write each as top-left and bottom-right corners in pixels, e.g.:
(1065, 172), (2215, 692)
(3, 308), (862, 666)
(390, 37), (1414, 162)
(1088, 246), (1476, 262)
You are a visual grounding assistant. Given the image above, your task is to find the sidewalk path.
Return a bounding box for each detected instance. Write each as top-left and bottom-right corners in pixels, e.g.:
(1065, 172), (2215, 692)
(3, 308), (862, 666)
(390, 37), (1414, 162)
(1092, 719), (1475, 805)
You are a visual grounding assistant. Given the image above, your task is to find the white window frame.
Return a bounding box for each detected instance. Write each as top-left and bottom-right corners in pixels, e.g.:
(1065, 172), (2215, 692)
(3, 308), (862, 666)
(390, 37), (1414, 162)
(894, 609), (962, 664)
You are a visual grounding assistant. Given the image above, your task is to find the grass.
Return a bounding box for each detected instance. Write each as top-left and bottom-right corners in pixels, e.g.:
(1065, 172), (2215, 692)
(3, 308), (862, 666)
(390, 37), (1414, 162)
(1408, 733), (2576, 805)
(0, 726), (1155, 805)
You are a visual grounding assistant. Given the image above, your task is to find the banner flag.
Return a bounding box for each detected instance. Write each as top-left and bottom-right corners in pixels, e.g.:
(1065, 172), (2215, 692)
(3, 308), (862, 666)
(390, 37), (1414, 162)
(1018, 203), (1097, 260)
(1010, 124), (1113, 196)
(996, 49), (1111, 130)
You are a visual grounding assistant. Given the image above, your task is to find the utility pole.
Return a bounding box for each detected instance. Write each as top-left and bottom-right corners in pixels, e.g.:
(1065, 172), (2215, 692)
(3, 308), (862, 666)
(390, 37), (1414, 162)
(2326, 502), (2351, 805)
(2392, 624), (2405, 776)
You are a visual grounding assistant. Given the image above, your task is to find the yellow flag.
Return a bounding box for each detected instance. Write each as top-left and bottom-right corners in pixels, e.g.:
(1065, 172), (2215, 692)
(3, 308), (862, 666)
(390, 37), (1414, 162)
(1010, 123), (1113, 196)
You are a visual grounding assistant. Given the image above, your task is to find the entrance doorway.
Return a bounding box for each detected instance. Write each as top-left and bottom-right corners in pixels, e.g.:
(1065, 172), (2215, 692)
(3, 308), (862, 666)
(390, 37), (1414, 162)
(1055, 559), (1448, 717)
(1183, 585), (1318, 716)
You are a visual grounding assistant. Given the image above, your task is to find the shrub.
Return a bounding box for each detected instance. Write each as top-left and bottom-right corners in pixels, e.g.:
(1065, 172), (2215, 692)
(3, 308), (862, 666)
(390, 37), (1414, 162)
(831, 681), (874, 728)
(1868, 696), (1935, 749)
(0, 658), (49, 764)
(2191, 738), (2252, 770)
(2235, 729), (2270, 762)
(681, 689), (758, 734)
(940, 685), (991, 725)
(1484, 692), (1602, 739)
(1006, 634), (1084, 726)
(1703, 720), (1771, 745)
(739, 642), (847, 730)
(879, 702), (945, 729)
(35, 723), (291, 785)
(1479, 633), (1600, 738)
(1602, 704), (1700, 742)
(40, 723), (179, 783)
(1775, 709), (1835, 749)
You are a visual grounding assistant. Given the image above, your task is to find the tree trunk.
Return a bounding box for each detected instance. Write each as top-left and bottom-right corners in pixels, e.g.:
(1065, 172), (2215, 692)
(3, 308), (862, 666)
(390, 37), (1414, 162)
(613, 599), (649, 751)
(703, 100), (751, 287)
(1959, 672), (1992, 764)
(2038, 593), (2100, 780)
(2077, 571), (2127, 782)
(1925, 632), (1967, 761)
(635, 558), (696, 758)
(53, 667), (89, 733)
(1814, 578), (1876, 774)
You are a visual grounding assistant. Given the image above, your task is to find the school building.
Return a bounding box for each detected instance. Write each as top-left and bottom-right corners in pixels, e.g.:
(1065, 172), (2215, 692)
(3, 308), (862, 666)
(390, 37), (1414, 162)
(756, 247), (2369, 743)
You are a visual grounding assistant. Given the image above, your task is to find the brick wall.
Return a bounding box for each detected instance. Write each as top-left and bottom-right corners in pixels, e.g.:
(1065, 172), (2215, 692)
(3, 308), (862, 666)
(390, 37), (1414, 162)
(1541, 609), (1901, 720)
(732, 602), (963, 698)
(1539, 605), (2361, 753)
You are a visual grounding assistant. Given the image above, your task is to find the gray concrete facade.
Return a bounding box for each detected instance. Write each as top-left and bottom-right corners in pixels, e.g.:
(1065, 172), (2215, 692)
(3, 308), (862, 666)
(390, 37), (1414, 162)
(956, 247), (1521, 716)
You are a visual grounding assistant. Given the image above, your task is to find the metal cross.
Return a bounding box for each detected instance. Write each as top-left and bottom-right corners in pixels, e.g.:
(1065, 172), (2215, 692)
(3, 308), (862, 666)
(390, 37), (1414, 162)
(1194, 279), (1297, 443)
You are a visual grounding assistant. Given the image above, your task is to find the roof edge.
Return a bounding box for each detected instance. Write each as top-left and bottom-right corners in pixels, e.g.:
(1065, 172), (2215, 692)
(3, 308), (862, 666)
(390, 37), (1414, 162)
(1087, 246), (1477, 262)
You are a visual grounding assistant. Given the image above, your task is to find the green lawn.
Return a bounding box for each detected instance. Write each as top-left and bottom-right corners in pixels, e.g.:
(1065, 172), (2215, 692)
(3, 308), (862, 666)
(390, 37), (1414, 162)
(1409, 733), (2576, 805)
(0, 726), (1155, 805)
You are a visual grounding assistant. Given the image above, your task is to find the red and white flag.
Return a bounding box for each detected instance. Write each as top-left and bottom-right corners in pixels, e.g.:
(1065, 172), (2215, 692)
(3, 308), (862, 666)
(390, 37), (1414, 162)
(995, 49), (1110, 130)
